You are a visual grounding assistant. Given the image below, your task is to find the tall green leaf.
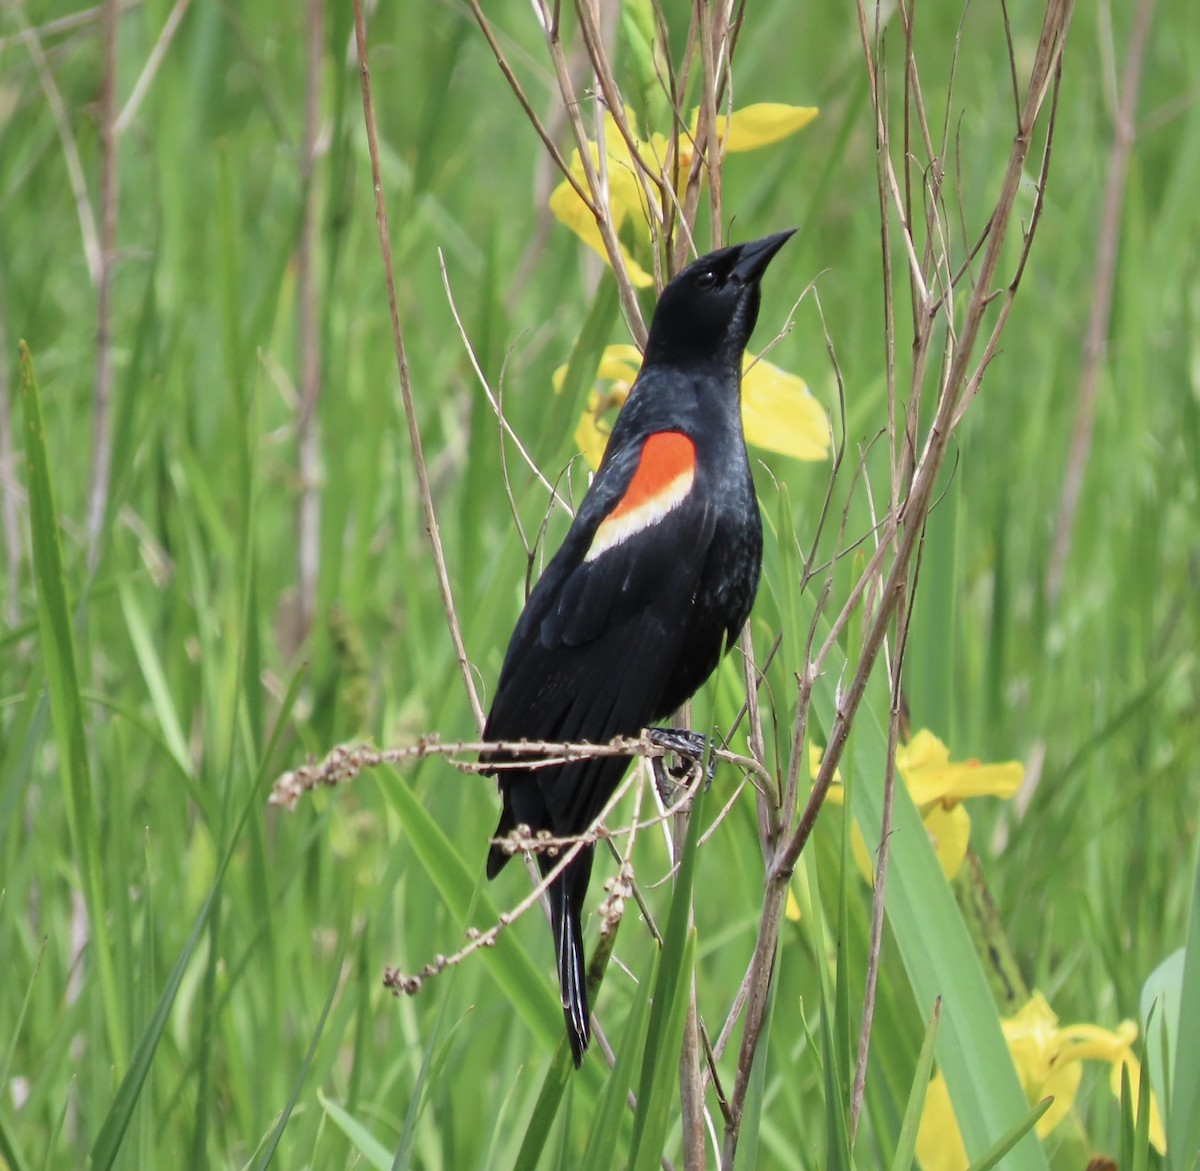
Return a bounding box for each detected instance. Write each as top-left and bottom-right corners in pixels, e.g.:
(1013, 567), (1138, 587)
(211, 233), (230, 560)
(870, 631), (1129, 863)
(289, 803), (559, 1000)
(18, 342), (125, 1067)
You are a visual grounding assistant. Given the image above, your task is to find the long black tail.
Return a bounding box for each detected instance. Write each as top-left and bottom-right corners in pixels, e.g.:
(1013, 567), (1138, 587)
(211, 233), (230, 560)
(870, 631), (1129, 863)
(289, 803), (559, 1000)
(548, 851), (593, 1066)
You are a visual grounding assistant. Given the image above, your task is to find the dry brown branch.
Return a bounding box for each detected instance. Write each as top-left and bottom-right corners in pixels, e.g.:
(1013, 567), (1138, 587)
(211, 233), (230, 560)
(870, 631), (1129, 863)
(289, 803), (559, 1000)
(384, 805), (598, 996)
(718, 3), (1076, 1162)
(573, 0), (668, 250)
(352, 0), (486, 730)
(468, 0), (600, 219)
(382, 753), (697, 998)
(268, 730), (755, 809)
(533, 0), (649, 343)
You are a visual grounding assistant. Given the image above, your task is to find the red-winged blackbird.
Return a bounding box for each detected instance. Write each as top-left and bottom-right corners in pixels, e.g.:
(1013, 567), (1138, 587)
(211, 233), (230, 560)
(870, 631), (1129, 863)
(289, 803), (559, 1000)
(484, 230), (795, 1066)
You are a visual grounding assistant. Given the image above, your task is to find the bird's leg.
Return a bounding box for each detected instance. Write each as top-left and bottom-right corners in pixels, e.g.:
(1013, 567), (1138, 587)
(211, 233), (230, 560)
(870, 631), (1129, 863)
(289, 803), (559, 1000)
(648, 727), (718, 804)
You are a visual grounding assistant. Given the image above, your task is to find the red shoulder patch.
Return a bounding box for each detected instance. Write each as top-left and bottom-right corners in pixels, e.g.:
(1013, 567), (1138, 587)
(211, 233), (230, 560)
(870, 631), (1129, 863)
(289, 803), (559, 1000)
(609, 432), (696, 517)
(586, 431), (696, 562)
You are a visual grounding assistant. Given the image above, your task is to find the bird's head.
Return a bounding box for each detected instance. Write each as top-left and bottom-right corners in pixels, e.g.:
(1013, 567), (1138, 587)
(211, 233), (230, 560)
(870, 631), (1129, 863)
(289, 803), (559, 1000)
(642, 230), (796, 370)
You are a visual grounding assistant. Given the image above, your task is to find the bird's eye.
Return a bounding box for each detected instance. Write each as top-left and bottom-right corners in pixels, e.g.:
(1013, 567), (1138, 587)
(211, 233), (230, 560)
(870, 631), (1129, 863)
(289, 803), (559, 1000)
(696, 269), (718, 289)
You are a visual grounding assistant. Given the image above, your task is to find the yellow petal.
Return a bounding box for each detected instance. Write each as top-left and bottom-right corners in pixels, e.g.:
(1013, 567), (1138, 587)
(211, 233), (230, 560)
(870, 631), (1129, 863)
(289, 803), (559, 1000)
(1059, 1017), (1167, 1148)
(1108, 1054), (1167, 1153)
(905, 761), (1024, 807)
(1003, 993), (1064, 1095)
(809, 743), (844, 796)
(850, 822), (875, 884)
(823, 784), (846, 808)
(557, 344), (643, 400)
(808, 742), (824, 780)
(998, 992), (1082, 1137)
(548, 171), (655, 288)
(593, 122), (655, 226)
(922, 802), (971, 880)
(741, 356), (831, 461)
(565, 346), (643, 468)
(596, 344), (643, 386)
(1056, 1018), (1139, 1064)
(897, 729), (952, 772)
(1034, 1060), (1082, 1136)
(574, 407), (611, 471)
(785, 887), (802, 922)
(690, 103), (820, 152)
(899, 730), (1023, 808)
(915, 1071), (970, 1171)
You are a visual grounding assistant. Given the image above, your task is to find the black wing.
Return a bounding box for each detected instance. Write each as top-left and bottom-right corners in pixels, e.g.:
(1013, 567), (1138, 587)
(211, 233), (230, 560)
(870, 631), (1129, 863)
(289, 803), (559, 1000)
(485, 442), (718, 836)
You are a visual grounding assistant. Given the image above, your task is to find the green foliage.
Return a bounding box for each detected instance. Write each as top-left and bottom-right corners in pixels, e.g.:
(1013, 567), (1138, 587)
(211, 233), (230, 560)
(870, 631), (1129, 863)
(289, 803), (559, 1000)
(1, 1), (1198, 1169)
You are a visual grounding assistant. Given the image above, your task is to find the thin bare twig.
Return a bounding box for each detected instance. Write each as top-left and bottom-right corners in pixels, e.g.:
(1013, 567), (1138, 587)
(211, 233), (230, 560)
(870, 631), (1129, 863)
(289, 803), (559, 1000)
(0, 1), (145, 50)
(268, 730), (754, 808)
(533, 0), (648, 343)
(719, 4), (1076, 1162)
(14, 10), (101, 284)
(114, 0), (194, 135)
(292, 0), (324, 650)
(352, 0), (486, 730)
(86, 0), (120, 571)
(574, 0), (668, 250)
(438, 251), (573, 516)
(468, 0), (600, 219)
(387, 748), (694, 1003)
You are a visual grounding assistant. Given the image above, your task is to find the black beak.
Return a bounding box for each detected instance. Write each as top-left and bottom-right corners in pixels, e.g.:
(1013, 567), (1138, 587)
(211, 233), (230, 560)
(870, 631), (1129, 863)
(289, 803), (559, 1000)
(730, 229), (797, 283)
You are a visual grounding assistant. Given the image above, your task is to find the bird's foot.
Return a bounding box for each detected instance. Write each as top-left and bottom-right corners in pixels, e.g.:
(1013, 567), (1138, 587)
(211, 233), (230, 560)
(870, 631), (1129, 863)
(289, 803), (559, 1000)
(648, 727), (717, 804)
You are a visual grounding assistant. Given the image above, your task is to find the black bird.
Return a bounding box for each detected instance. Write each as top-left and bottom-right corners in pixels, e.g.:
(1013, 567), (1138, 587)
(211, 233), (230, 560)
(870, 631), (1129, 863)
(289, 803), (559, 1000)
(484, 230), (794, 1065)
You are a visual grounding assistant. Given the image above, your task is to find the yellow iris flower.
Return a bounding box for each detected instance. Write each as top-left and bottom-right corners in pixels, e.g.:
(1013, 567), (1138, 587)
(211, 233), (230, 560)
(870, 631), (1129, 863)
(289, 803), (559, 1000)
(817, 729), (1023, 882)
(549, 103), (819, 284)
(916, 991), (1166, 1170)
(554, 344), (830, 469)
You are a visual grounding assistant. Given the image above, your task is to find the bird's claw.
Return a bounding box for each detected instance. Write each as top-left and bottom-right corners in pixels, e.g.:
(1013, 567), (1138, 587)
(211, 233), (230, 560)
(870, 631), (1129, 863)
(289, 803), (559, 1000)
(648, 727), (717, 804)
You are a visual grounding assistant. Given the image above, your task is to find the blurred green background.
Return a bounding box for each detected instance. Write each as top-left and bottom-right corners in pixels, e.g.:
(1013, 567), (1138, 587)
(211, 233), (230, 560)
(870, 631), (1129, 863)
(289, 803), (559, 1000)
(1, 0), (1197, 1167)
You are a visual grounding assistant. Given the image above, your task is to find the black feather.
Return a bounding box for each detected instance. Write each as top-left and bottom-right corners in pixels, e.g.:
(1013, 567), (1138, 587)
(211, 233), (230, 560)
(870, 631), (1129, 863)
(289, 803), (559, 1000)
(482, 231), (794, 1065)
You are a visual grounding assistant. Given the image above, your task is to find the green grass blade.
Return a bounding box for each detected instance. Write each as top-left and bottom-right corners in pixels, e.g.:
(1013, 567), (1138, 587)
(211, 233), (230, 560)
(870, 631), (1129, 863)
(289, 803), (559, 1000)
(1118, 1056), (1156, 1171)
(539, 275), (620, 459)
(1168, 843), (1200, 1165)
(629, 929), (697, 1171)
(249, 929), (348, 1170)
(0, 936), (44, 1096)
(803, 622), (1049, 1169)
(380, 768), (560, 1050)
(628, 782), (707, 1171)
(820, 975), (854, 1171)
(18, 342), (126, 1069)
(963, 1099), (1052, 1171)
(390, 940), (471, 1171)
(512, 1053), (574, 1171)
(88, 665), (305, 1170)
(890, 998), (942, 1171)
(117, 576), (191, 774)
(579, 964), (654, 1171)
(318, 1094), (392, 1171)
(0, 1107), (32, 1171)
(1140, 950), (1178, 1146)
